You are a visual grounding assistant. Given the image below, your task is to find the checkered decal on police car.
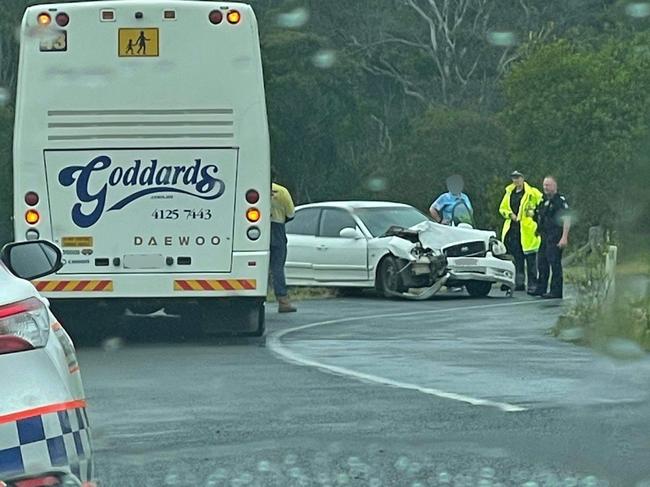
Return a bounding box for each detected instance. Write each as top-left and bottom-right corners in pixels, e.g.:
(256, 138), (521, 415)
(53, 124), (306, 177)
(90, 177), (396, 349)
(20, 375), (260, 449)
(0, 406), (92, 482)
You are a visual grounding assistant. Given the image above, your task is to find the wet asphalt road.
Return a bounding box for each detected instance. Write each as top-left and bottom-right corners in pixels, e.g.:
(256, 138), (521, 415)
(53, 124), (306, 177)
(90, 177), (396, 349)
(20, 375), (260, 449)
(77, 291), (650, 487)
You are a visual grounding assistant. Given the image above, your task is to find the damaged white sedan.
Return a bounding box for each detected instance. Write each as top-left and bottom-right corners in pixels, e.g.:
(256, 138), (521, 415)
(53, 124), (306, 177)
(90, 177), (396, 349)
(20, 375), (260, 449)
(285, 201), (515, 299)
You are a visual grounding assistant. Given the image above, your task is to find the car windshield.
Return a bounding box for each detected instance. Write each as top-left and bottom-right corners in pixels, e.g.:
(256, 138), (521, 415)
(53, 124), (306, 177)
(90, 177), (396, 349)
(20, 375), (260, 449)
(355, 207), (429, 237)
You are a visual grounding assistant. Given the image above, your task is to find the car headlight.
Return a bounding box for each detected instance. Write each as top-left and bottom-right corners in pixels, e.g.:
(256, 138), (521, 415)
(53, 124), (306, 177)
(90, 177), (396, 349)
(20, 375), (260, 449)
(490, 237), (507, 256)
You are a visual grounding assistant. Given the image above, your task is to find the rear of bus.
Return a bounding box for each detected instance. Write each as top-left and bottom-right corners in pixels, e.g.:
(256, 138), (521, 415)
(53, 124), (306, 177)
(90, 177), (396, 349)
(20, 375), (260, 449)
(13, 1), (270, 335)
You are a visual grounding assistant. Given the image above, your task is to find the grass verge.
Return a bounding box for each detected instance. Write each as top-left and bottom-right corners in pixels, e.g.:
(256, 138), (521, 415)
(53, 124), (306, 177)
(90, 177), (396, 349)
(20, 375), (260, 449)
(553, 251), (650, 355)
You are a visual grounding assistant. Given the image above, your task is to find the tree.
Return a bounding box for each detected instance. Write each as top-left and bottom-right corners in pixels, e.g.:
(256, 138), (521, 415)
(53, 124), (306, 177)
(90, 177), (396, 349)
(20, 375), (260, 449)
(261, 27), (374, 203)
(380, 107), (509, 231)
(501, 35), (650, 232)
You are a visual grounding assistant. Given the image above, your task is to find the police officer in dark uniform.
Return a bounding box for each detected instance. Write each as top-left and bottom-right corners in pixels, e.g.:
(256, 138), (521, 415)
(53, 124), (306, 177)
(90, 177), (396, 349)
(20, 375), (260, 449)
(532, 175), (571, 299)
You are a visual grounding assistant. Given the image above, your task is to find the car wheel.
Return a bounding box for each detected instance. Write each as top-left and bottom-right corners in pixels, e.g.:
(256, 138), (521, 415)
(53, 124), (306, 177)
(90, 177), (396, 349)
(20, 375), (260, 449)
(465, 281), (492, 297)
(377, 256), (406, 297)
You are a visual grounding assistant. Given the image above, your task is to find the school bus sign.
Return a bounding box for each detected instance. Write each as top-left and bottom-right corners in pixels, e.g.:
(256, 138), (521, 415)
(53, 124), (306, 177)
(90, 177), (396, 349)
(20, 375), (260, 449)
(118, 28), (159, 57)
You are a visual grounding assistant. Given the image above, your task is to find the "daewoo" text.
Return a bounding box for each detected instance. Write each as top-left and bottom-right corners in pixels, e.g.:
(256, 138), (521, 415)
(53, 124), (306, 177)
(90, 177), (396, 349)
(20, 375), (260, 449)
(134, 236), (221, 246)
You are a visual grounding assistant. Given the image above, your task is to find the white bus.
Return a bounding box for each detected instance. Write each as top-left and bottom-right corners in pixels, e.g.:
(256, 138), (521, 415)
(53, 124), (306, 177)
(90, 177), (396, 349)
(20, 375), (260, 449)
(14, 1), (270, 335)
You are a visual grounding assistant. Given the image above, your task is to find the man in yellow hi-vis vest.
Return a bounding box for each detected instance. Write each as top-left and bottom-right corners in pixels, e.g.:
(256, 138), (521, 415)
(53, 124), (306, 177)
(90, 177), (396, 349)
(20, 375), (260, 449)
(271, 178), (297, 313)
(499, 171), (543, 293)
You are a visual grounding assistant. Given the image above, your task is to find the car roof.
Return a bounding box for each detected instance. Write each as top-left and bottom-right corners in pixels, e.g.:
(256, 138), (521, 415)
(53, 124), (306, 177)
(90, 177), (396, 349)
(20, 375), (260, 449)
(296, 201), (415, 211)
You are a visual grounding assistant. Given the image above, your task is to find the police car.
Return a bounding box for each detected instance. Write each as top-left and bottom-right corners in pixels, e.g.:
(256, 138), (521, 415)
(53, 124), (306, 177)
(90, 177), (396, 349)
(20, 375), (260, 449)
(0, 241), (92, 486)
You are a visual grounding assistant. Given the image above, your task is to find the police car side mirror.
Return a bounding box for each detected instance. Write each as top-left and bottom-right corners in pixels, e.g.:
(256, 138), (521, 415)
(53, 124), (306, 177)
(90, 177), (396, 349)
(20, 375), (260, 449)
(0, 240), (63, 281)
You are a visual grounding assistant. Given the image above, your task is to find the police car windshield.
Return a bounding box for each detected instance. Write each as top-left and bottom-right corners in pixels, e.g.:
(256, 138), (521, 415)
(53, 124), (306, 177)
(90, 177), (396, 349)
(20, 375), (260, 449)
(355, 207), (429, 237)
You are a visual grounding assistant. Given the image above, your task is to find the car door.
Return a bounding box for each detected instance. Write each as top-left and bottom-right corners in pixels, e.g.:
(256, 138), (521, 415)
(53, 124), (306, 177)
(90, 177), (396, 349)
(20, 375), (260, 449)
(312, 208), (369, 282)
(285, 207), (321, 282)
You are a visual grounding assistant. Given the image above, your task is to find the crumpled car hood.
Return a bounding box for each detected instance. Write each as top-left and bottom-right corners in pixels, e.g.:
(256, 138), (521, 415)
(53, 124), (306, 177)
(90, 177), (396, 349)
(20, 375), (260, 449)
(412, 221), (495, 251)
(386, 222), (496, 261)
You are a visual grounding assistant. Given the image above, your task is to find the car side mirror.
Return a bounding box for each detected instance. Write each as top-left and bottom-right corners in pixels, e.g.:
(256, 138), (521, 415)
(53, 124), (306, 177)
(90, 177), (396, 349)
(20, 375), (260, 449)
(339, 227), (363, 239)
(0, 240), (63, 281)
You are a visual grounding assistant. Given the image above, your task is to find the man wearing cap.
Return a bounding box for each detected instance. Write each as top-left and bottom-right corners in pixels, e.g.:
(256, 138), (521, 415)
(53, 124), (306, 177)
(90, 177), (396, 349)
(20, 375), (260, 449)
(499, 171), (543, 293)
(429, 175), (474, 226)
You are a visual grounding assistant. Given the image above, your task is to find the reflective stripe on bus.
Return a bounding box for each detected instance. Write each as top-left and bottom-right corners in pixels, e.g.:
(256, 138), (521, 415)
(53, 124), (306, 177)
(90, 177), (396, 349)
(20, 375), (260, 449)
(33, 280), (113, 292)
(173, 279), (256, 291)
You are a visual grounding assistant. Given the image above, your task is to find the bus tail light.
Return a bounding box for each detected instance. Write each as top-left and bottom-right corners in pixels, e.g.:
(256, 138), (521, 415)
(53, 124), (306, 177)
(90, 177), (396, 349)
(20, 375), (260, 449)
(37, 12), (51, 26)
(25, 191), (39, 206)
(26, 229), (40, 241)
(247, 227), (261, 241)
(209, 10), (223, 24)
(0, 298), (50, 356)
(246, 189), (260, 204)
(227, 10), (241, 24)
(246, 208), (261, 223)
(55, 12), (70, 27)
(25, 209), (40, 225)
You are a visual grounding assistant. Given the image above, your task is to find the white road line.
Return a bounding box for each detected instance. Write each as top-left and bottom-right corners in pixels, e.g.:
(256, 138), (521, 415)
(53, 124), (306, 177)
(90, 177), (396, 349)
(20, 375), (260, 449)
(268, 300), (546, 413)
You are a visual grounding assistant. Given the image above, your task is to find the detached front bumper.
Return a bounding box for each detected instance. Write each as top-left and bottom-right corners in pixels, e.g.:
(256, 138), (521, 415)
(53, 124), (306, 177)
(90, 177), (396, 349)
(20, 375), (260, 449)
(446, 253), (515, 289)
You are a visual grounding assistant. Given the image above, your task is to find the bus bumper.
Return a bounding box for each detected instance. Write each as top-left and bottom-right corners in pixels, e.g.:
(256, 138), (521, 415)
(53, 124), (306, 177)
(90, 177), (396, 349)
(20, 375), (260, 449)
(33, 251), (269, 299)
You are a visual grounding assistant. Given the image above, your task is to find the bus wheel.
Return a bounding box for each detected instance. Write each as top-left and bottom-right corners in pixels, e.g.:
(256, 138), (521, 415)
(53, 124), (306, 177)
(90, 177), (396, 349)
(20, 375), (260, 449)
(247, 304), (266, 337)
(198, 299), (265, 337)
(50, 300), (123, 344)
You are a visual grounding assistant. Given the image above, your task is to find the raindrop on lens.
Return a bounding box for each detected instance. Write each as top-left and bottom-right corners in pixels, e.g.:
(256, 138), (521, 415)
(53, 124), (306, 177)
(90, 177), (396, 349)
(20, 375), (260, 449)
(558, 327), (584, 342)
(626, 2), (650, 17)
(604, 338), (645, 360)
(407, 462), (422, 476)
(580, 476), (599, 487)
(0, 87), (8, 106)
(481, 467), (496, 479)
(257, 460), (271, 472)
(394, 456), (410, 471)
(164, 472), (180, 485)
(366, 177), (388, 192)
(347, 456), (361, 467)
(487, 31), (517, 47)
(317, 472), (330, 484)
(312, 49), (337, 68)
(284, 453), (298, 466)
(102, 336), (124, 352)
(206, 469), (229, 486)
(276, 7), (309, 28)
(336, 472), (350, 485)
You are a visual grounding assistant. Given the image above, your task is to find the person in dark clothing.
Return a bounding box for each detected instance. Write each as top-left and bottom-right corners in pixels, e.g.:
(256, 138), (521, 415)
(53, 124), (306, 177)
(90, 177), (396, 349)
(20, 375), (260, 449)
(532, 175), (571, 299)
